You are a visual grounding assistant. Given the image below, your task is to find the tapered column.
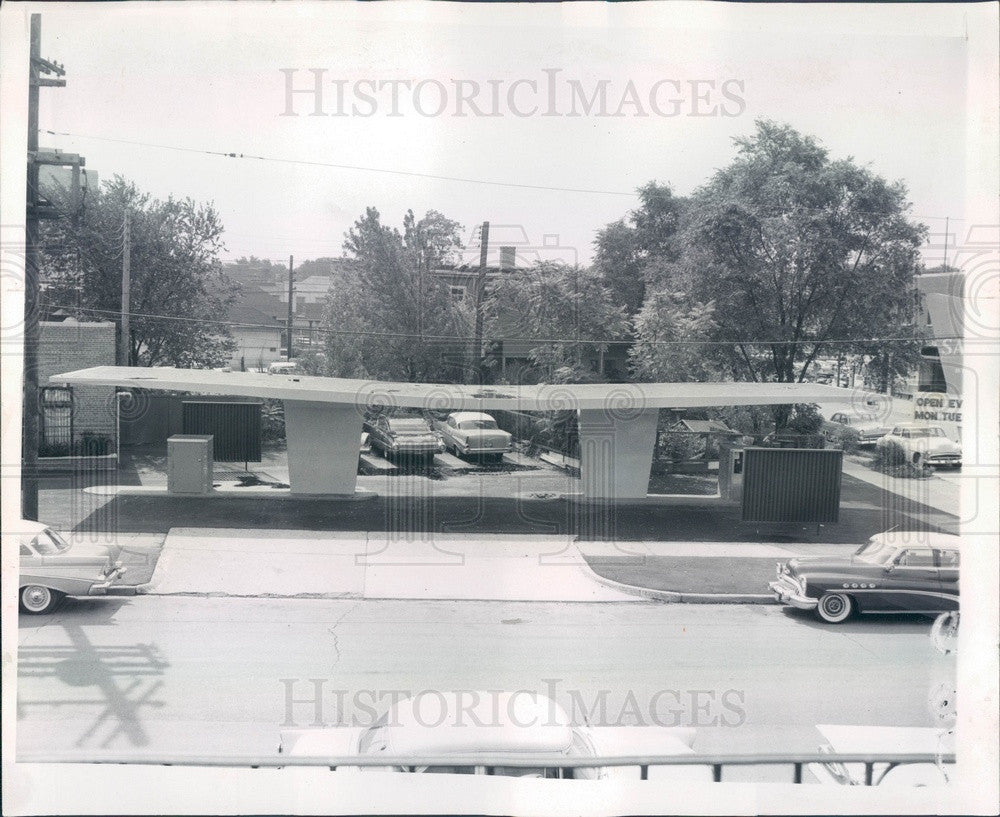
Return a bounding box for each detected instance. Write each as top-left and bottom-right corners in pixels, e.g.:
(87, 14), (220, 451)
(284, 401), (363, 495)
(577, 407), (659, 500)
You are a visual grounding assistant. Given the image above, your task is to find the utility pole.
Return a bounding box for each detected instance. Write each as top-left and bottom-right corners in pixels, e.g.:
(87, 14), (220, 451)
(23, 13), (68, 520)
(286, 255), (294, 361)
(120, 211), (131, 365)
(471, 221), (489, 384)
(942, 216), (949, 269)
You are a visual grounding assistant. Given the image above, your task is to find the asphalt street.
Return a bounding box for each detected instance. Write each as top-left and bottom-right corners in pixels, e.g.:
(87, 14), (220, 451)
(16, 595), (953, 774)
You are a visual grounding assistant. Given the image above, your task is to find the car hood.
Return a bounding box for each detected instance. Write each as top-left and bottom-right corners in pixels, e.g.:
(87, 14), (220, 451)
(854, 424), (889, 435)
(915, 438), (961, 453)
(786, 555), (878, 576)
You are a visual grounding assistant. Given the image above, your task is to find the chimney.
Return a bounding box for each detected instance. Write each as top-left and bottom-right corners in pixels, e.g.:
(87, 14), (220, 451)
(499, 246), (516, 271)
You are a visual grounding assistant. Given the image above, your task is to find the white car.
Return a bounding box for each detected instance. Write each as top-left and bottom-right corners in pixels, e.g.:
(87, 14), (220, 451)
(435, 412), (512, 460)
(822, 412), (890, 446)
(876, 424), (962, 468)
(280, 691), (712, 781)
(18, 520), (125, 614)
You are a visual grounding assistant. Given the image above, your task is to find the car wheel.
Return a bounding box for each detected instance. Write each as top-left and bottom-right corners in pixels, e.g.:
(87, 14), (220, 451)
(816, 592), (854, 624)
(20, 585), (64, 615)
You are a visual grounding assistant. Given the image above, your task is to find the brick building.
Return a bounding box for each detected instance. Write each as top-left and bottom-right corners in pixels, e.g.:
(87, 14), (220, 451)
(37, 319), (117, 450)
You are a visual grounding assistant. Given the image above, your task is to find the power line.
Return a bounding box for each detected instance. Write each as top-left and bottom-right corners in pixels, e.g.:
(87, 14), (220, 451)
(43, 129), (965, 221)
(44, 303), (950, 348)
(43, 130), (635, 197)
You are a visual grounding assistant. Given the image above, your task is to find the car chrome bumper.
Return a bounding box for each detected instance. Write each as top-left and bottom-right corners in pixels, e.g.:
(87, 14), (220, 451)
(89, 566), (127, 594)
(768, 581), (818, 610)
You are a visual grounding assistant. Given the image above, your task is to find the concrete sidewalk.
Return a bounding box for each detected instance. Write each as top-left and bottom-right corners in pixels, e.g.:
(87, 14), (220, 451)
(148, 529), (641, 603)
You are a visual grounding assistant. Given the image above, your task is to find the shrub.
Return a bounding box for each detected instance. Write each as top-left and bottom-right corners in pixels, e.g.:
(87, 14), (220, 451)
(38, 433), (112, 458)
(658, 432), (706, 462)
(873, 440), (907, 469)
(261, 399), (286, 442)
(871, 440), (931, 478)
(785, 403), (824, 435)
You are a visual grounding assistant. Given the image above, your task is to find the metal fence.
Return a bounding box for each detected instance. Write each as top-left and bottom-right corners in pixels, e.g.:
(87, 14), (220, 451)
(18, 752), (954, 785)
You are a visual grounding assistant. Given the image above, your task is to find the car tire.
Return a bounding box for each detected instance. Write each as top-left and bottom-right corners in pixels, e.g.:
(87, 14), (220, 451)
(816, 592), (854, 624)
(20, 585), (64, 615)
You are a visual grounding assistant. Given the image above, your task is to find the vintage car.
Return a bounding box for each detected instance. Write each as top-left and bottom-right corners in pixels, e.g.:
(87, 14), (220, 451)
(769, 530), (959, 623)
(435, 411), (512, 460)
(280, 691), (712, 781)
(821, 412), (891, 447)
(875, 424), (962, 468)
(365, 415), (444, 460)
(810, 724), (954, 786)
(17, 519), (125, 614)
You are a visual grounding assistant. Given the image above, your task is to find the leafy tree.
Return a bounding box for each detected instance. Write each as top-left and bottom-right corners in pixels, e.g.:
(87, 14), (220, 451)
(403, 209), (464, 269)
(634, 121), (926, 427)
(593, 182), (686, 315)
(326, 207), (469, 382)
(483, 261), (629, 383)
(41, 176), (236, 367)
(629, 291), (718, 382)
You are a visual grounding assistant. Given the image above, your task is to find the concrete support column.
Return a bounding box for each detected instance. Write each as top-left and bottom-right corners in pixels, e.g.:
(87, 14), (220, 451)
(577, 407), (659, 500)
(284, 400), (362, 495)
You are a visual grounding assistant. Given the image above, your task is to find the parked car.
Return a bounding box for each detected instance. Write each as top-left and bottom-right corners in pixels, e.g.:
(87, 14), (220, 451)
(822, 412), (890, 447)
(769, 530), (959, 623)
(875, 424), (962, 468)
(17, 520), (125, 614)
(810, 724), (953, 786)
(280, 691), (711, 781)
(365, 415), (444, 460)
(435, 411), (512, 460)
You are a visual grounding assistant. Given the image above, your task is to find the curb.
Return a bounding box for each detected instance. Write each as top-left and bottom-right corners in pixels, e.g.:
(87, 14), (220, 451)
(578, 557), (777, 605)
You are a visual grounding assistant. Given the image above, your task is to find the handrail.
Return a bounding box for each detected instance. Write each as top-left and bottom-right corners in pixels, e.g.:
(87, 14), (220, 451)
(17, 751), (954, 768)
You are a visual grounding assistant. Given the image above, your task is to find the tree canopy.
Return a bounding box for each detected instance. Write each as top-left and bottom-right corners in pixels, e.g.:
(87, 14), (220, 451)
(483, 261), (629, 383)
(627, 121), (926, 423)
(593, 181), (686, 316)
(325, 207), (469, 382)
(40, 176), (236, 367)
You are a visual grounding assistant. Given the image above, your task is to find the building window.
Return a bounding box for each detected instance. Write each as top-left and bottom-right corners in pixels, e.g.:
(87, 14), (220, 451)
(449, 285), (467, 300)
(269, 347), (277, 352)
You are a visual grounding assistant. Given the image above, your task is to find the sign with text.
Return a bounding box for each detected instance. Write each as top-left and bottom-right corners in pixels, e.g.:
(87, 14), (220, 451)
(913, 392), (962, 440)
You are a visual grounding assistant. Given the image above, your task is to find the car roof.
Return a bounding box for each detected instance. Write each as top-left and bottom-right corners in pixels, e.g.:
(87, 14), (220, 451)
(892, 422), (943, 429)
(869, 530), (960, 550)
(383, 692), (573, 756)
(448, 411), (495, 423)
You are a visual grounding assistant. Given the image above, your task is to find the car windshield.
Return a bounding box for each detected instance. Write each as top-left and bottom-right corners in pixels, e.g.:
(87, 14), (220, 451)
(854, 538), (898, 565)
(389, 419), (429, 432)
(907, 427), (946, 438)
(460, 420), (498, 430)
(29, 529), (71, 555)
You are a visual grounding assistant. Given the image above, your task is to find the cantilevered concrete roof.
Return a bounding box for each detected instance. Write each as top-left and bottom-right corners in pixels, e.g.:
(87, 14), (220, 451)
(51, 365), (857, 412)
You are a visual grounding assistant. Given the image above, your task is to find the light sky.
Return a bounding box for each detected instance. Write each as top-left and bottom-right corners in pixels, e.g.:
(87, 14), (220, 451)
(6, 1), (997, 267)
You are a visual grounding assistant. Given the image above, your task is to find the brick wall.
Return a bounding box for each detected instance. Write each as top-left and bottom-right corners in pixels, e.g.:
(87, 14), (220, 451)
(38, 320), (117, 444)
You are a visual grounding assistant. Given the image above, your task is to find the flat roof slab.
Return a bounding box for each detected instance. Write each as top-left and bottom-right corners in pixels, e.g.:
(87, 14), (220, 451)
(51, 366), (857, 411)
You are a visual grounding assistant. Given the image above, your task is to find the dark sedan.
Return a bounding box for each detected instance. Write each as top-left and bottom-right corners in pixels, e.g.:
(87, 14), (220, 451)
(769, 531), (959, 623)
(365, 415), (444, 461)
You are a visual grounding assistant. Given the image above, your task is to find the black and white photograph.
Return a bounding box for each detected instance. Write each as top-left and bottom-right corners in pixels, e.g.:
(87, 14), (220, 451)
(1, 1), (998, 814)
